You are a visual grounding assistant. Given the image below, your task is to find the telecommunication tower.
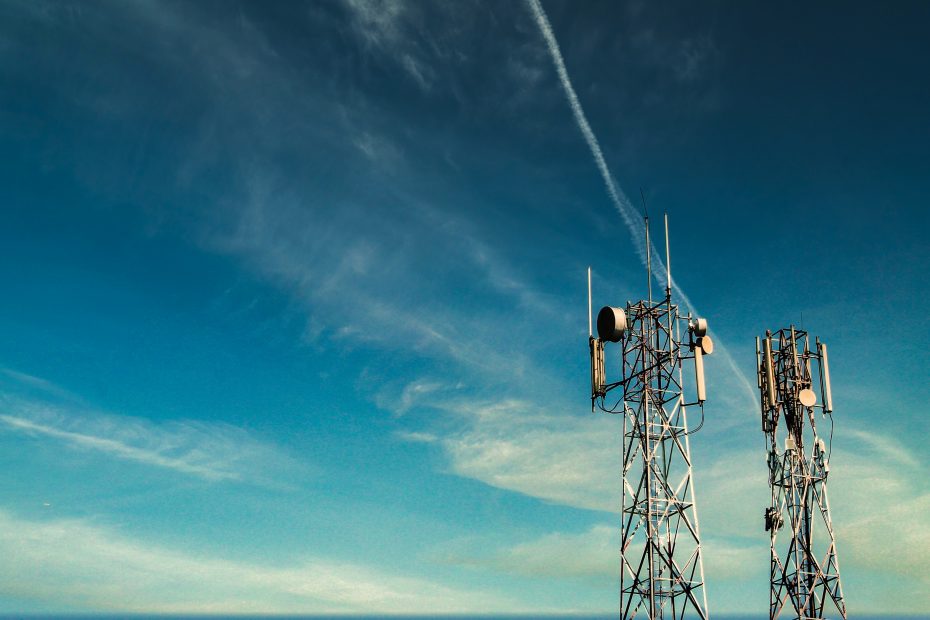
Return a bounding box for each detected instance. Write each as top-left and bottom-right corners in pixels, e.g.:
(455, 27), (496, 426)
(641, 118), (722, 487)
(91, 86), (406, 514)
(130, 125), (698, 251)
(588, 215), (712, 620)
(755, 327), (846, 619)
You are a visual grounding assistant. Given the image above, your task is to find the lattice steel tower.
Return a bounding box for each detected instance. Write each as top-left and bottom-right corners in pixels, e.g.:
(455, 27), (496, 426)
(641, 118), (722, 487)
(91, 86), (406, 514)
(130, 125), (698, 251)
(756, 327), (846, 619)
(588, 215), (711, 620)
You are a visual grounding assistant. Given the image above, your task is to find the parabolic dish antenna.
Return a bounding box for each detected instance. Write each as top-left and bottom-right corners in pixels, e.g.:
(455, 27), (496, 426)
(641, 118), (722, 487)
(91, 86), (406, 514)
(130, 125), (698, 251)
(798, 388), (817, 408)
(699, 335), (714, 355)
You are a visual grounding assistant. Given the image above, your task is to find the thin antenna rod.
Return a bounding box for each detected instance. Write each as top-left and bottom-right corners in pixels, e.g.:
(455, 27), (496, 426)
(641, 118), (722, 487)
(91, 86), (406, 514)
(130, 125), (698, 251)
(645, 216), (652, 304)
(641, 189), (652, 304)
(587, 266), (593, 338)
(664, 212), (671, 299)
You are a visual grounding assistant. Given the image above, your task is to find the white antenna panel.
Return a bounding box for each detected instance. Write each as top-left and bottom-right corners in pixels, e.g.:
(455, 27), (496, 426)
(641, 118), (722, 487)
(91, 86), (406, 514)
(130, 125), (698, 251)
(694, 347), (706, 402)
(763, 336), (776, 408)
(820, 342), (833, 413)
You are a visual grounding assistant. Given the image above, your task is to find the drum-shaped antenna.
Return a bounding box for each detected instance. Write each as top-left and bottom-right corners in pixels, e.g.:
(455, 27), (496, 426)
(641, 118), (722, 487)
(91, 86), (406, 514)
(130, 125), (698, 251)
(692, 318), (708, 337)
(597, 306), (627, 342)
(798, 388), (816, 408)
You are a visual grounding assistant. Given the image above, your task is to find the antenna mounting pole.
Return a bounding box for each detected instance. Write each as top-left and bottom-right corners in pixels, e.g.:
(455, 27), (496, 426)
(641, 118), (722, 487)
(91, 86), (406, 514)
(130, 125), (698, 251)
(664, 212), (671, 299)
(587, 266), (592, 337)
(641, 189), (652, 305)
(645, 216), (652, 305)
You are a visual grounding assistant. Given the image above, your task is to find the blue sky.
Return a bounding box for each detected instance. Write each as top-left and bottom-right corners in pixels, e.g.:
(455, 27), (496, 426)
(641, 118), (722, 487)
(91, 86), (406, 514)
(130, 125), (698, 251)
(0, 0), (928, 614)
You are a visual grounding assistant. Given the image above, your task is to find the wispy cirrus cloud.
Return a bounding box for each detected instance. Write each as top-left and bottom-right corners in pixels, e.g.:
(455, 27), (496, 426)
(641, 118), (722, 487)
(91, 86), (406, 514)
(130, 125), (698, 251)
(211, 173), (573, 396)
(5, 1), (573, 397)
(0, 508), (515, 614)
(0, 368), (78, 400)
(0, 414), (244, 481)
(342, 0), (437, 92)
(0, 392), (302, 486)
(469, 523), (616, 580)
(404, 398), (619, 513)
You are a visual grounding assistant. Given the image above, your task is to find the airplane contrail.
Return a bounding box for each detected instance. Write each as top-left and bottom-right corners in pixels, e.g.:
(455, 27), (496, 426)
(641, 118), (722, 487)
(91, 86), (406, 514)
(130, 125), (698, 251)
(525, 0), (643, 259)
(526, 0), (757, 407)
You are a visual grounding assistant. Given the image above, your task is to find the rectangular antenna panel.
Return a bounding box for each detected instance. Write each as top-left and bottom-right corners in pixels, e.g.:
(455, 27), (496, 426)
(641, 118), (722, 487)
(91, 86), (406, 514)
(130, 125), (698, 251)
(755, 336), (762, 388)
(694, 346), (706, 403)
(763, 337), (776, 408)
(590, 337), (605, 408)
(820, 342), (833, 413)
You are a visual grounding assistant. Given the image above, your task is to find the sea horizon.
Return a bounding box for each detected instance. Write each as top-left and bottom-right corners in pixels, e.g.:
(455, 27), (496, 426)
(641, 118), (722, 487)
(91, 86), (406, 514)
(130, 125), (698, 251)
(2, 615), (927, 619)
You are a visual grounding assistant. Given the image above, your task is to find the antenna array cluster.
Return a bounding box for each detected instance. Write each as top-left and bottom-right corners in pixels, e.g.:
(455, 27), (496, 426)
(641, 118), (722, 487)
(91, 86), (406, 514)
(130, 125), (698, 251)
(756, 328), (846, 619)
(585, 217), (847, 620)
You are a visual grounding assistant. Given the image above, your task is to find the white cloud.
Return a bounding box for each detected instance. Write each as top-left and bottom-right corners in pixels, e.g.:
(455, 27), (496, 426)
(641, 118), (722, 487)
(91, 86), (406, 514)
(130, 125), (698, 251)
(353, 130), (404, 168)
(701, 537), (763, 580)
(427, 392), (930, 611)
(0, 367), (78, 400)
(492, 524), (616, 579)
(431, 398), (759, 517)
(0, 414), (243, 481)
(209, 173), (572, 396)
(436, 399), (619, 512)
(473, 523), (761, 584)
(395, 430), (437, 443)
(439, 522), (760, 600)
(844, 427), (920, 469)
(399, 379), (444, 411)
(343, 0), (406, 48)
(829, 433), (930, 604)
(694, 426), (930, 612)
(0, 509), (512, 614)
(342, 0), (437, 91)
(0, 395), (301, 486)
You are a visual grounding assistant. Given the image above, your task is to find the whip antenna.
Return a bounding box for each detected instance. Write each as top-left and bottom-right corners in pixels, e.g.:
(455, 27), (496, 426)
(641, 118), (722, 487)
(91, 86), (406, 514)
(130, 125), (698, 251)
(664, 213), (671, 298)
(587, 266), (592, 337)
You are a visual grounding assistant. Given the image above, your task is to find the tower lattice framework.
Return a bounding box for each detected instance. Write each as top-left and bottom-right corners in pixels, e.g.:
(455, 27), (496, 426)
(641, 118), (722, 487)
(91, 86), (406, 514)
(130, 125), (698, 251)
(589, 216), (711, 620)
(619, 296), (708, 620)
(756, 327), (846, 620)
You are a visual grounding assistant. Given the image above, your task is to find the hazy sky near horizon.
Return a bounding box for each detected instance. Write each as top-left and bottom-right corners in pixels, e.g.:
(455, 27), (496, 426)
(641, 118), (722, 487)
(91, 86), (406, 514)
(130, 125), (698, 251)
(1, 0), (929, 614)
